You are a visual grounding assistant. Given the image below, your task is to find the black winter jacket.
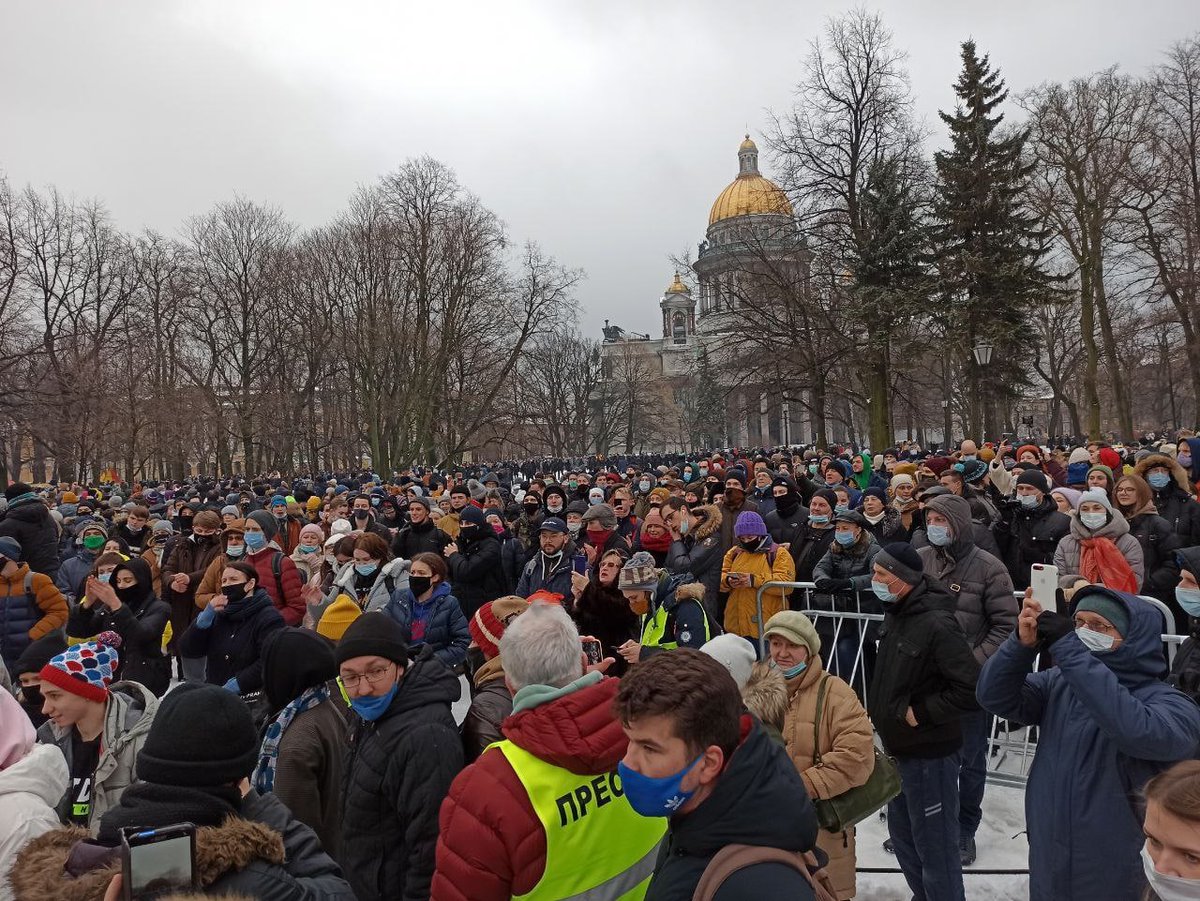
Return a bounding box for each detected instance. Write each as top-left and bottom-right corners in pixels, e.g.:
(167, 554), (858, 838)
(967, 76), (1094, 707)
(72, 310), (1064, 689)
(177, 587), (285, 691)
(664, 505), (724, 614)
(1169, 547), (1200, 703)
(763, 502), (808, 545)
(867, 575), (981, 759)
(1152, 484), (1200, 548)
(446, 532), (507, 616)
(0, 497), (61, 578)
(788, 524), (837, 583)
(993, 497), (1071, 590)
(341, 646), (464, 901)
(645, 716), (818, 901)
(391, 519), (451, 559)
(1128, 511), (1184, 626)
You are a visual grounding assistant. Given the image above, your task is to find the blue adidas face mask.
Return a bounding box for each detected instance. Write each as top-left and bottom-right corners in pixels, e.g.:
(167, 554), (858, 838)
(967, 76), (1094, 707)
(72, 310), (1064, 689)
(349, 682), (398, 721)
(1176, 586), (1200, 618)
(618, 754), (703, 817)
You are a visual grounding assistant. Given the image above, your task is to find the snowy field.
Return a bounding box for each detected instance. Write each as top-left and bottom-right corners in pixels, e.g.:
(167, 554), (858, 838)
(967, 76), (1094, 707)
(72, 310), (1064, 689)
(454, 676), (1034, 899)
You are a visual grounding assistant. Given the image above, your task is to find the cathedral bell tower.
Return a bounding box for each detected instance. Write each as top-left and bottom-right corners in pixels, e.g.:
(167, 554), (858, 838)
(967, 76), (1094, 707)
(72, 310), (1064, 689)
(660, 273), (695, 346)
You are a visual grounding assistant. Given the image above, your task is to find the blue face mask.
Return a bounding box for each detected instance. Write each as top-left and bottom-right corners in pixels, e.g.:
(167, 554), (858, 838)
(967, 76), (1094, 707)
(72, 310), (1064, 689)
(349, 682), (398, 721)
(809, 514), (829, 525)
(1176, 586), (1200, 618)
(355, 562), (379, 577)
(961, 454), (977, 463)
(779, 660), (808, 679)
(834, 504), (849, 514)
(1148, 471), (1171, 490)
(1018, 494), (1039, 508)
(297, 544), (319, 555)
(98, 572), (112, 583)
(871, 580), (899, 604)
(244, 532), (267, 551)
(834, 530), (856, 546)
(927, 524), (952, 547)
(1179, 453), (1193, 469)
(617, 754), (703, 817)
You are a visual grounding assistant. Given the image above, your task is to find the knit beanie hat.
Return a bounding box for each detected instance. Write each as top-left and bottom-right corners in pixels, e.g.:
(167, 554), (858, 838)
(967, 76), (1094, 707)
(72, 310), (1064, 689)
(892, 463), (918, 477)
(618, 551), (660, 591)
(863, 487), (887, 504)
(62, 491), (80, 505)
(336, 611), (409, 667)
(699, 634), (757, 691)
(15, 630), (68, 677)
(1074, 590), (1131, 638)
(137, 683), (259, 786)
(1016, 469), (1049, 493)
(39, 632), (122, 703)
(1050, 487), (1082, 511)
(298, 523), (325, 545)
(733, 510), (768, 537)
(221, 505), (240, 518)
(4, 482), (33, 502)
(0, 536), (21, 563)
(1068, 447), (1091, 465)
(306, 496), (323, 511)
(763, 611), (821, 657)
(246, 509), (278, 540)
(470, 596), (531, 660)
(890, 473), (915, 489)
(1078, 487), (1114, 515)
(1017, 444), (1042, 461)
(812, 488), (839, 509)
(1087, 464), (1114, 484)
(581, 503), (617, 530)
(316, 594), (362, 642)
(875, 542), (924, 587)
(459, 504), (487, 529)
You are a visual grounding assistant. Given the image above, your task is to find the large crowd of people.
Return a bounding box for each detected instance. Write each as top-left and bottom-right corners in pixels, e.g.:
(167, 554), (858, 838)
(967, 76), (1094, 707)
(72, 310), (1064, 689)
(1, 434), (1200, 899)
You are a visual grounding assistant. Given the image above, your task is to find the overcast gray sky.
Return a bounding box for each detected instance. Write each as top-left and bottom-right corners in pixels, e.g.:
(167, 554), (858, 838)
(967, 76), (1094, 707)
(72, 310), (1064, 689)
(1, 1), (1194, 337)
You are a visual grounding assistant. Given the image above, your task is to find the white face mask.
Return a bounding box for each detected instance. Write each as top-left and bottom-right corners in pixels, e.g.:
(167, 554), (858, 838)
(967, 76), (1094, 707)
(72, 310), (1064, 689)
(1076, 626), (1116, 653)
(1079, 511), (1108, 530)
(1142, 843), (1200, 901)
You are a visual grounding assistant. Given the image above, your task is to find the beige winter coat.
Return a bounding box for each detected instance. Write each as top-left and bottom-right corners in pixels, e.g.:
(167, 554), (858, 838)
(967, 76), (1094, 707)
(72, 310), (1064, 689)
(781, 657), (876, 901)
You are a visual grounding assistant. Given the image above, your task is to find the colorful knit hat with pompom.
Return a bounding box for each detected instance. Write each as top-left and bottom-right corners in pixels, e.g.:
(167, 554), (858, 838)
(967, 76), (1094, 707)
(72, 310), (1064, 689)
(39, 631), (122, 702)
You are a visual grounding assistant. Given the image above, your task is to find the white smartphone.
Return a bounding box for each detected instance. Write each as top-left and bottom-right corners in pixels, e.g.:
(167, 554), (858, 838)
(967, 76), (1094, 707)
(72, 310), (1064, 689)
(1030, 564), (1058, 609)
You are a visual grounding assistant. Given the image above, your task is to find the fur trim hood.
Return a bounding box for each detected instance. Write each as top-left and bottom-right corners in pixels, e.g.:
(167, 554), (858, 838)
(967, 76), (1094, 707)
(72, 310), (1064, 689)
(742, 662), (788, 733)
(10, 818), (285, 901)
(1134, 453), (1194, 495)
(689, 504), (722, 542)
(673, 581), (707, 603)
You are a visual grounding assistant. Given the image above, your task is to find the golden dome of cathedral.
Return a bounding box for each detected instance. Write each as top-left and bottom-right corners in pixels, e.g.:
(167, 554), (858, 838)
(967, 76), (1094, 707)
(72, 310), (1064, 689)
(665, 272), (689, 294)
(708, 135), (793, 226)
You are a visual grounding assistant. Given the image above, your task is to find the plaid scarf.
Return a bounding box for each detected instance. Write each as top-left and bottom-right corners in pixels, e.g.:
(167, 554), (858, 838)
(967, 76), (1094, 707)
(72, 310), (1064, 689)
(253, 683), (330, 793)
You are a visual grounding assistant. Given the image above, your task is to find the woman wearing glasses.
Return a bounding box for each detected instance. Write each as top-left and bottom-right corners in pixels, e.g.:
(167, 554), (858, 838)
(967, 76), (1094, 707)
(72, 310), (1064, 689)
(177, 560), (285, 695)
(336, 611), (464, 901)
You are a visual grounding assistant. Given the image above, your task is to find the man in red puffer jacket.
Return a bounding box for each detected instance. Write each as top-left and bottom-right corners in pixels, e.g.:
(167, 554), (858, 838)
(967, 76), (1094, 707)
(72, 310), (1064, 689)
(432, 602), (665, 901)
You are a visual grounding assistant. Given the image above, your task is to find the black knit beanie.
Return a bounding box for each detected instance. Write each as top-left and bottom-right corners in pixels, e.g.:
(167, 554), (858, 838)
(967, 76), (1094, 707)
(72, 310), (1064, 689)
(336, 611), (410, 667)
(876, 542), (924, 586)
(1015, 469), (1049, 493)
(137, 684), (259, 786)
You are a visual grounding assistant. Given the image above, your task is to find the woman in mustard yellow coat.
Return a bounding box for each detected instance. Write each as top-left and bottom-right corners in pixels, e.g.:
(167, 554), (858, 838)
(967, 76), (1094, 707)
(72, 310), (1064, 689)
(719, 510), (795, 638)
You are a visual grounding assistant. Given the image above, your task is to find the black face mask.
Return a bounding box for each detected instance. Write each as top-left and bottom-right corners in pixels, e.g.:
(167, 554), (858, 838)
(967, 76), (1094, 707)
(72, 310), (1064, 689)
(116, 582), (143, 606)
(353, 510), (370, 520)
(523, 503), (540, 515)
(20, 684), (43, 712)
(459, 525), (479, 542)
(775, 493), (801, 517)
(739, 538), (762, 552)
(409, 575), (433, 597)
(222, 583), (249, 605)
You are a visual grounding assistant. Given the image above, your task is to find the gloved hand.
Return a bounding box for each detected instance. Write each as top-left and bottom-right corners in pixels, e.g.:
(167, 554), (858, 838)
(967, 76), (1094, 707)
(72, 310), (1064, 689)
(1036, 610), (1074, 649)
(222, 677), (241, 694)
(814, 578), (837, 591)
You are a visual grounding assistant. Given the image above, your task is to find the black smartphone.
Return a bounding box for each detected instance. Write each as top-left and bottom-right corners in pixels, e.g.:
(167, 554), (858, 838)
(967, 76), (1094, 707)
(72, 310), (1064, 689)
(121, 823), (197, 900)
(582, 639), (603, 665)
(572, 553), (589, 575)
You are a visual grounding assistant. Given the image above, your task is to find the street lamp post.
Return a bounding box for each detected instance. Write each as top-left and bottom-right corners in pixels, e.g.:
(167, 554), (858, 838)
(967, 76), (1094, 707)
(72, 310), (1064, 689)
(973, 340), (993, 438)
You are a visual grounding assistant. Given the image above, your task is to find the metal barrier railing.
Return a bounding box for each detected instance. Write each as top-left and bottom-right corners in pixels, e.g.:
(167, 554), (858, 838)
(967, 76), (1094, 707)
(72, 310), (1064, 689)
(752, 580), (1188, 789)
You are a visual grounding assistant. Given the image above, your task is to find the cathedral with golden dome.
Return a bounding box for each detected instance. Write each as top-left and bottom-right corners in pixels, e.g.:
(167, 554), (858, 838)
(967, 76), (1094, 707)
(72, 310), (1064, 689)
(600, 134), (810, 450)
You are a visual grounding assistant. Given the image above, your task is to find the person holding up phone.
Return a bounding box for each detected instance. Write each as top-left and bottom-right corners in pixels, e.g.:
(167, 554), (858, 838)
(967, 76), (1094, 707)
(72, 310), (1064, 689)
(977, 586), (1200, 901)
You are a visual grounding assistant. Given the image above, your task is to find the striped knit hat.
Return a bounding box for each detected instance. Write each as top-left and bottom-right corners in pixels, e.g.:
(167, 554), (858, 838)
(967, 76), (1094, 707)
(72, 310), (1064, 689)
(470, 596), (531, 660)
(39, 632), (122, 703)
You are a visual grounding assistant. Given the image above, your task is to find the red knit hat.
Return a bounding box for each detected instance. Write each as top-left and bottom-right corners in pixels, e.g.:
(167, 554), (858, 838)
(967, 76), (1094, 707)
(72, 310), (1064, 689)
(469, 596), (531, 660)
(39, 632), (122, 703)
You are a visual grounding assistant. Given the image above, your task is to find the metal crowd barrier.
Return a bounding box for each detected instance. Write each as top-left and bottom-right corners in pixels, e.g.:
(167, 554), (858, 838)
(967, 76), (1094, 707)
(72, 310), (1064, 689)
(752, 580), (1188, 789)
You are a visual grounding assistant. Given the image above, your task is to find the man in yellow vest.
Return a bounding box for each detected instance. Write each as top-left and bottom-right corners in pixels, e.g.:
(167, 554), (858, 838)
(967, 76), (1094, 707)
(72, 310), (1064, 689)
(432, 601), (665, 901)
(616, 551), (714, 667)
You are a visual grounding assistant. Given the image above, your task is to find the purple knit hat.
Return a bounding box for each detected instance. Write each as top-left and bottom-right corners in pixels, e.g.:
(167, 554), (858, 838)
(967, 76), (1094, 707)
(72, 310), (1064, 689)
(734, 511), (768, 537)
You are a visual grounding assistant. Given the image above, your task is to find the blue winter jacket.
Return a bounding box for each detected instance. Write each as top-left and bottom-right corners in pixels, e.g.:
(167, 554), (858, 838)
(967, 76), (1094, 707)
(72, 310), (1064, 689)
(381, 581), (470, 669)
(977, 587), (1200, 901)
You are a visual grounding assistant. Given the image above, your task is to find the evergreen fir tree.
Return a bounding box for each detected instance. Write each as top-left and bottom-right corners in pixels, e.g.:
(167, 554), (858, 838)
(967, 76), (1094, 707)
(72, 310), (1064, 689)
(933, 40), (1053, 438)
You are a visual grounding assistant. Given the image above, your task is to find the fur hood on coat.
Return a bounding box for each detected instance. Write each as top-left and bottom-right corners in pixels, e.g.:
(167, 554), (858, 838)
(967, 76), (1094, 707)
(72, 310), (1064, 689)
(742, 662), (788, 734)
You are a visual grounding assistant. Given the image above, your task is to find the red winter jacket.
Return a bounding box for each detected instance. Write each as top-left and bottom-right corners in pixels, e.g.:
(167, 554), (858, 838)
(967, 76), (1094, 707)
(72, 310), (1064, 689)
(432, 675), (627, 901)
(245, 546), (306, 626)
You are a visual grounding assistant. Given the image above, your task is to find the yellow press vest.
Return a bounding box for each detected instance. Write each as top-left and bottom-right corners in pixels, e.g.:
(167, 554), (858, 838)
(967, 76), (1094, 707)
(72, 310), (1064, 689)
(640, 602), (712, 652)
(494, 740), (666, 901)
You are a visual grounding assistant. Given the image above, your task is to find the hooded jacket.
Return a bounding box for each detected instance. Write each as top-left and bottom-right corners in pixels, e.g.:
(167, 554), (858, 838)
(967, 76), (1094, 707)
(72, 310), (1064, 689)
(1052, 506), (1144, 591)
(65, 558), (171, 696)
(867, 575), (980, 759)
(0, 743), (67, 901)
(9, 791), (354, 901)
(0, 497), (61, 579)
(433, 673), (648, 901)
(916, 495), (1018, 664)
(381, 580), (471, 669)
(36, 680), (159, 835)
(1135, 453), (1200, 546)
(177, 586), (286, 692)
(515, 537), (578, 599)
(54, 549), (98, 604)
(341, 646), (464, 901)
(0, 563), (69, 674)
(665, 505), (724, 614)
(1168, 546), (1200, 704)
(161, 529), (225, 650)
(977, 588), (1200, 901)
(460, 655), (513, 763)
(994, 495), (1072, 590)
(644, 716), (820, 900)
(323, 555), (409, 616)
(762, 484), (809, 546)
(446, 524), (507, 617)
(638, 574), (714, 659)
